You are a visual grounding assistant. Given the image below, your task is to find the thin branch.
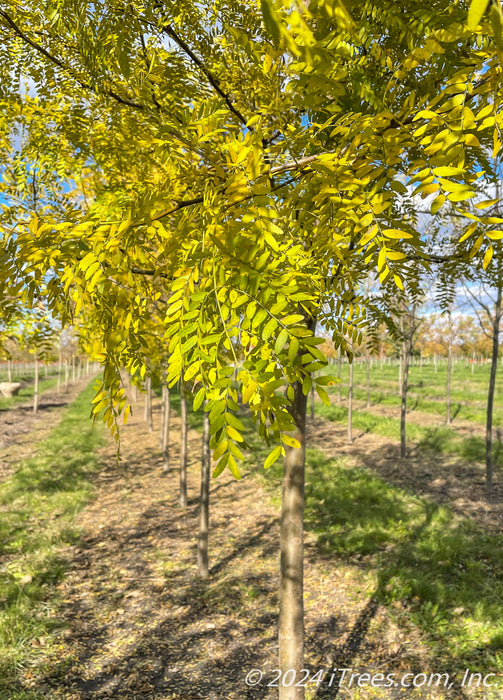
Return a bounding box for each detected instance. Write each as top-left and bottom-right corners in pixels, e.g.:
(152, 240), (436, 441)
(159, 23), (249, 128)
(0, 9), (198, 153)
(0, 9), (143, 110)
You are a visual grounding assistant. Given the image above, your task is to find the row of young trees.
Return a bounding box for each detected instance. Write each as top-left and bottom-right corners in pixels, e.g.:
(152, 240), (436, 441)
(1, 0), (503, 697)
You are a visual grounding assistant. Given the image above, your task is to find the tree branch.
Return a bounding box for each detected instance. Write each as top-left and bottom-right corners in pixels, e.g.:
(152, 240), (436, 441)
(159, 24), (250, 128)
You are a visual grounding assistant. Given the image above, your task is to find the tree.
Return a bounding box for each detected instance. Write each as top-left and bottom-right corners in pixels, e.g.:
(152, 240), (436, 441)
(2, 1), (503, 697)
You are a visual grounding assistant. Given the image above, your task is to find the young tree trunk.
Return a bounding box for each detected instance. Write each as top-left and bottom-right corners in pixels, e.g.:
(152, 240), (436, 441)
(347, 360), (353, 444)
(7, 359), (12, 382)
(486, 286), (502, 495)
(57, 350), (62, 393)
(180, 383), (188, 508)
(162, 383), (170, 472)
(159, 384), (166, 449)
(197, 409), (211, 578)
(144, 376), (153, 431)
(400, 339), (411, 458)
(310, 383), (315, 421)
(33, 356), (39, 414)
(365, 347), (371, 409)
(279, 379), (308, 700)
(337, 351), (341, 402)
(446, 340), (452, 425)
(65, 359), (69, 392)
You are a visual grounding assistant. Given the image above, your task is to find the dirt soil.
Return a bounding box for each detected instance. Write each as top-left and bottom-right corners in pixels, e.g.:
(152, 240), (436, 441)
(0, 376), (98, 483)
(12, 391), (503, 699)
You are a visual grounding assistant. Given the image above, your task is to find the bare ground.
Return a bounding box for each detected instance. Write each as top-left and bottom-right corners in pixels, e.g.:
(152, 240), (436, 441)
(0, 376), (98, 483)
(10, 389), (503, 699)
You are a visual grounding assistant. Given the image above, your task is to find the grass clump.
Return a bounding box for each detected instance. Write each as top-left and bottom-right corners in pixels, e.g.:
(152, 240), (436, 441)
(259, 447), (503, 680)
(0, 381), (106, 697)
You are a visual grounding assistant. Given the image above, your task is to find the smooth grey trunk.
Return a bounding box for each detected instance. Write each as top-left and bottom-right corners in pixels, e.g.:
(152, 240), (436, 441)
(279, 379), (308, 700)
(486, 285), (502, 494)
(197, 410), (211, 578)
(180, 384), (188, 508)
(446, 339), (452, 425)
(347, 360), (353, 444)
(144, 377), (153, 431)
(33, 356), (39, 414)
(57, 351), (62, 393)
(365, 348), (371, 409)
(337, 351), (341, 402)
(162, 384), (170, 472)
(310, 383), (315, 421)
(159, 384), (166, 449)
(400, 338), (411, 459)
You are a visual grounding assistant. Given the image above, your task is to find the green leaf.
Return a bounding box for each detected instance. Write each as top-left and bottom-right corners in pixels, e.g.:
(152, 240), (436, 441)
(193, 386), (205, 411)
(264, 444), (282, 469)
(467, 0), (490, 30)
(275, 328), (288, 354)
(261, 0), (281, 48)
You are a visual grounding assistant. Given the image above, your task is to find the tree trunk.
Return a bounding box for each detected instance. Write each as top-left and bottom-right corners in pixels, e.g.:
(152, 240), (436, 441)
(365, 348), (370, 409)
(337, 351), (341, 402)
(180, 383), (188, 508)
(486, 286), (502, 495)
(72, 355), (75, 383)
(400, 339), (411, 459)
(310, 383), (315, 421)
(65, 359), (69, 392)
(347, 360), (353, 444)
(7, 359), (12, 382)
(197, 409), (211, 578)
(279, 379), (308, 700)
(144, 376), (153, 431)
(57, 350), (62, 393)
(162, 383), (170, 472)
(33, 356), (39, 414)
(446, 339), (452, 425)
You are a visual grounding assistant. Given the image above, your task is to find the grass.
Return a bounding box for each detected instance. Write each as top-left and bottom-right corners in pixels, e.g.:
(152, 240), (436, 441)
(0, 381), (106, 698)
(256, 447), (503, 684)
(315, 401), (503, 467)
(326, 360), (503, 427)
(0, 370), (61, 411)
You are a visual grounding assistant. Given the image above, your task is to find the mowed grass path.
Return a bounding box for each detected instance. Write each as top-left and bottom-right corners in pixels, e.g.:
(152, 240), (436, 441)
(0, 381), (106, 699)
(328, 360), (502, 425)
(320, 360), (503, 466)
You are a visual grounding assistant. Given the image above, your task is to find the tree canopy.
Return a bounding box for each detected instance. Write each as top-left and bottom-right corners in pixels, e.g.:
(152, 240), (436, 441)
(1, 0), (502, 474)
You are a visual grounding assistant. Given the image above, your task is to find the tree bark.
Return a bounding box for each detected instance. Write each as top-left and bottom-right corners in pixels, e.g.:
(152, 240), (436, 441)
(347, 359), (353, 444)
(337, 350), (341, 402)
(197, 409), (211, 578)
(486, 285), (502, 495)
(33, 356), (39, 414)
(7, 359), (12, 382)
(162, 383), (170, 472)
(180, 383), (188, 508)
(57, 350), (62, 393)
(279, 379), (308, 700)
(365, 347), (371, 409)
(400, 338), (411, 459)
(446, 329), (452, 425)
(310, 383), (315, 421)
(144, 376), (153, 431)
